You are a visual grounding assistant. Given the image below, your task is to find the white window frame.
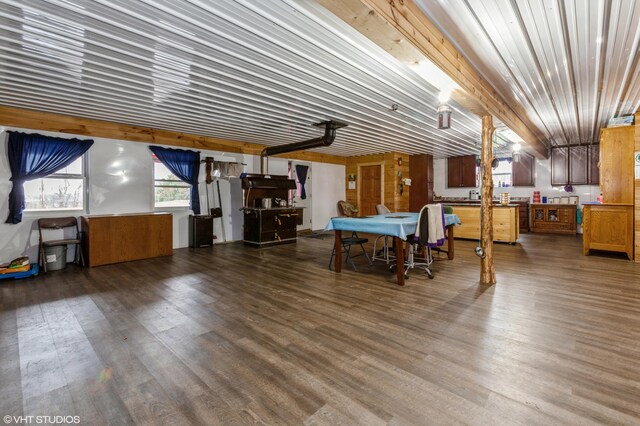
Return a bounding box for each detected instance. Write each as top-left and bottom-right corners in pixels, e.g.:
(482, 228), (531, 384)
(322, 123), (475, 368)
(23, 155), (88, 213)
(152, 156), (192, 210)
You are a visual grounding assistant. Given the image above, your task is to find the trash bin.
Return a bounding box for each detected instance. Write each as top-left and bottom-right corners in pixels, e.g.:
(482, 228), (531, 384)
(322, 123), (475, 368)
(44, 245), (67, 271)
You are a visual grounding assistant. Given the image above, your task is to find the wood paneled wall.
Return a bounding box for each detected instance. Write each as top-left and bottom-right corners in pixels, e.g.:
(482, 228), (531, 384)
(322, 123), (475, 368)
(345, 152), (410, 214)
(635, 112), (640, 262)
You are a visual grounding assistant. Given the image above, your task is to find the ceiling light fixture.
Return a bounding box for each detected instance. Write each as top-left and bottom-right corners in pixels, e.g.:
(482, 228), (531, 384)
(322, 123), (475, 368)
(438, 90), (451, 103)
(512, 142), (522, 163)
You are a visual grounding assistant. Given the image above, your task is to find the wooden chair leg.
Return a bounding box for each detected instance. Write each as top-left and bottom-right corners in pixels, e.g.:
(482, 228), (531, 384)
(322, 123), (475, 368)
(40, 245), (47, 273)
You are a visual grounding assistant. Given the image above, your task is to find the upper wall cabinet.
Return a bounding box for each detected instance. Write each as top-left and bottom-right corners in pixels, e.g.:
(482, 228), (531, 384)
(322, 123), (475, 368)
(588, 144), (599, 185)
(409, 154), (434, 211)
(551, 147), (569, 186)
(512, 153), (535, 186)
(551, 145), (599, 186)
(447, 155), (477, 188)
(600, 127), (634, 204)
(569, 145), (588, 185)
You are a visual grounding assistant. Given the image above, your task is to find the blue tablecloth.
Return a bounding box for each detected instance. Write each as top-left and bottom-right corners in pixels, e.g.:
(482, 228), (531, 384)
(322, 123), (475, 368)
(325, 213), (461, 240)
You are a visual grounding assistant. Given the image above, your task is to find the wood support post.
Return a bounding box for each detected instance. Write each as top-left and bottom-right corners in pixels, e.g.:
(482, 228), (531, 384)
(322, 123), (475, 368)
(480, 116), (496, 285)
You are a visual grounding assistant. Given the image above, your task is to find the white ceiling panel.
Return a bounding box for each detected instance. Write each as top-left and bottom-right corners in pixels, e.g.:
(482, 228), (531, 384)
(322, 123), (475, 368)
(0, 0), (494, 158)
(415, 0), (640, 146)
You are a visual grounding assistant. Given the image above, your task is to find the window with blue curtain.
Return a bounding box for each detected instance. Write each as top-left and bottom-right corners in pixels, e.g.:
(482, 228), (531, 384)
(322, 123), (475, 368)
(5, 131), (94, 224)
(148, 146), (201, 214)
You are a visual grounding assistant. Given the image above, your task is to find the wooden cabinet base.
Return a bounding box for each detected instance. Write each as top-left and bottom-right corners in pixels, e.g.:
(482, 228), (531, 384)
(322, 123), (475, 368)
(530, 204), (576, 234)
(82, 212), (173, 267)
(582, 204), (633, 260)
(446, 204), (519, 243)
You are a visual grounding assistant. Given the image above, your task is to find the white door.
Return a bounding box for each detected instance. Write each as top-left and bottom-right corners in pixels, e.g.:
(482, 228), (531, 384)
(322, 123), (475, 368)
(290, 161), (312, 231)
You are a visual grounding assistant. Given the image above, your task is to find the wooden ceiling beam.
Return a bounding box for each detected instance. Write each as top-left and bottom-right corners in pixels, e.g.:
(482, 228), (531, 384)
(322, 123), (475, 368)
(0, 106), (347, 165)
(317, 0), (549, 159)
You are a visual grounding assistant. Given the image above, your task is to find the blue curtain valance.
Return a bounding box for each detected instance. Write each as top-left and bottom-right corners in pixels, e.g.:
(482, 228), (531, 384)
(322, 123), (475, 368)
(5, 131), (93, 224)
(149, 145), (201, 214)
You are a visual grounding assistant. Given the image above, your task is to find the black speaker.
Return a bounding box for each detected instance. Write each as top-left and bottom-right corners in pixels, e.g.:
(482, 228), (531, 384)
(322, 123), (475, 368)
(189, 215), (214, 248)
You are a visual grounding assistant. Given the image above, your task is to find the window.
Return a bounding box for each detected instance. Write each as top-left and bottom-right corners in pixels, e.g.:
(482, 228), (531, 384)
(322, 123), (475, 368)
(23, 157), (85, 211)
(493, 159), (512, 187)
(153, 155), (190, 208)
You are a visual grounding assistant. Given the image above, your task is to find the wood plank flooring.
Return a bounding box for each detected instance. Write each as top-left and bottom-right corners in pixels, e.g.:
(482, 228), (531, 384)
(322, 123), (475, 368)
(1, 233), (639, 425)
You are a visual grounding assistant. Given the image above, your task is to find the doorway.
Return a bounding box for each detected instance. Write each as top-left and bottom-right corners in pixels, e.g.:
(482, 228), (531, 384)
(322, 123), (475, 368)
(289, 161), (312, 231)
(359, 164), (382, 216)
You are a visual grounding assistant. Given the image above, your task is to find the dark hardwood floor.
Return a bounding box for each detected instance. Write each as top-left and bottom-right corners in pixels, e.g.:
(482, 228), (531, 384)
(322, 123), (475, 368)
(1, 233), (639, 425)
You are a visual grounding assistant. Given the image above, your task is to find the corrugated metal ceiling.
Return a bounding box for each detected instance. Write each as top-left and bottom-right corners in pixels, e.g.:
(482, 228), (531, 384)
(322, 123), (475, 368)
(0, 0), (494, 158)
(415, 0), (640, 147)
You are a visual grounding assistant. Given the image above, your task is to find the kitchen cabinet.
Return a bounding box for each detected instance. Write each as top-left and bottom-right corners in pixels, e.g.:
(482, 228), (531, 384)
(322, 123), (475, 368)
(569, 145), (588, 185)
(588, 144), (599, 185)
(512, 153), (535, 186)
(530, 204), (576, 234)
(409, 154), (433, 211)
(551, 145), (599, 186)
(600, 127), (634, 204)
(447, 155), (477, 188)
(583, 204), (633, 260)
(445, 204), (519, 243)
(551, 147), (569, 186)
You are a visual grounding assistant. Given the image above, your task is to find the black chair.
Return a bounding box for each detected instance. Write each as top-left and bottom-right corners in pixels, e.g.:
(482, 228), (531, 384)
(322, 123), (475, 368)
(372, 204), (395, 264)
(329, 201), (372, 271)
(329, 232), (372, 271)
(38, 217), (84, 272)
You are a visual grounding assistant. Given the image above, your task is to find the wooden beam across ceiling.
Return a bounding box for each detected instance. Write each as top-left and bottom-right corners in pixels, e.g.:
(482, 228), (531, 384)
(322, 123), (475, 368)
(0, 106), (347, 165)
(318, 0), (549, 159)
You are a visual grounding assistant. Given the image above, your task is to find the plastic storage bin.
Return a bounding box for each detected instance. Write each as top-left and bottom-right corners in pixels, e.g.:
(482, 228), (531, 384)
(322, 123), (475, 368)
(44, 245), (67, 271)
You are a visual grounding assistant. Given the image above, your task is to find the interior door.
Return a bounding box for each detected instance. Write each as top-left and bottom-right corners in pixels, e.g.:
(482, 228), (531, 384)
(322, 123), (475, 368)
(290, 161), (312, 231)
(359, 165), (382, 216)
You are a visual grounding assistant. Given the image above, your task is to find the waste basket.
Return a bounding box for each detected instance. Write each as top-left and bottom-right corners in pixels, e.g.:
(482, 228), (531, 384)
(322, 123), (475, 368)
(44, 245), (67, 271)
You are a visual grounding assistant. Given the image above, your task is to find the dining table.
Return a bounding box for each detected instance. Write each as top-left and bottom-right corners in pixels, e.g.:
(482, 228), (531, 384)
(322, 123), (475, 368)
(325, 212), (461, 286)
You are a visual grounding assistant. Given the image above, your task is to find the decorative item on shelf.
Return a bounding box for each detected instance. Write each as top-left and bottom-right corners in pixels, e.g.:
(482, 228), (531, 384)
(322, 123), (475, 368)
(533, 191), (540, 203)
(606, 114), (634, 128)
(596, 193), (603, 203)
(500, 192), (510, 205)
(542, 196), (547, 203)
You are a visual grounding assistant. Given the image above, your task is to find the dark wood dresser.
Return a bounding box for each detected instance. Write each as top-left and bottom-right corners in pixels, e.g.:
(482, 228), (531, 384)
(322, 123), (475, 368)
(243, 208), (303, 247)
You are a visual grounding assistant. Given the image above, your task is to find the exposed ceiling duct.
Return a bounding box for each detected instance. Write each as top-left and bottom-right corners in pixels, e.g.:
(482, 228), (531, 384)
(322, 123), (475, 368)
(260, 120), (347, 174)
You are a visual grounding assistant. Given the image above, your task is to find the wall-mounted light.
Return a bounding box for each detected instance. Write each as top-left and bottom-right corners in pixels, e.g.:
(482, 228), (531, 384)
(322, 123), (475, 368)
(512, 142), (522, 163)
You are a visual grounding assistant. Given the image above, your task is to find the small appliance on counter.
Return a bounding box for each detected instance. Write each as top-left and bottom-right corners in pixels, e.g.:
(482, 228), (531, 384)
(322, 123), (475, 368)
(469, 189), (480, 200)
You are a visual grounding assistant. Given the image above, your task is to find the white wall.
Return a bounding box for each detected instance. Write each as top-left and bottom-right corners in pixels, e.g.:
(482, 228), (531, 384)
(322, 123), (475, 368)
(0, 127), (346, 264)
(433, 157), (600, 203)
(311, 162), (346, 230)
